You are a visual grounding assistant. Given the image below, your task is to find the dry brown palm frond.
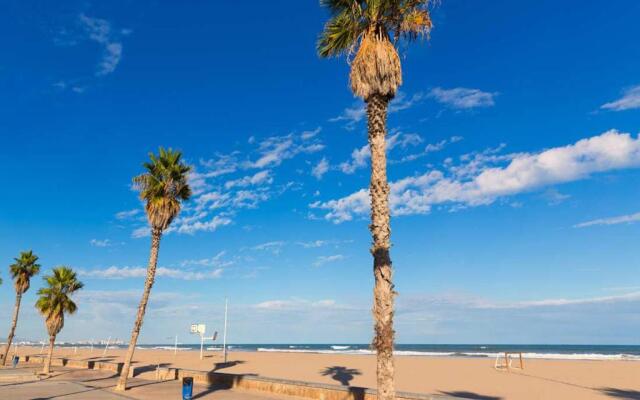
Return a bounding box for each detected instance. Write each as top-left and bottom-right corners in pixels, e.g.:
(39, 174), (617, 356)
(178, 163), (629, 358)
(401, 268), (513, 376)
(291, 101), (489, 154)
(45, 313), (63, 337)
(350, 33), (402, 100)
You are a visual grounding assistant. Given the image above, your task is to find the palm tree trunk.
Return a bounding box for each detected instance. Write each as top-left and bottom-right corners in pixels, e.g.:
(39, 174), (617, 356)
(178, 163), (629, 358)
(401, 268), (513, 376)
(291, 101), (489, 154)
(367, 93), (396, 400)
(2, 293), (21, 366)
(116, 228), (162, 391)
(43, 335), (55, 374)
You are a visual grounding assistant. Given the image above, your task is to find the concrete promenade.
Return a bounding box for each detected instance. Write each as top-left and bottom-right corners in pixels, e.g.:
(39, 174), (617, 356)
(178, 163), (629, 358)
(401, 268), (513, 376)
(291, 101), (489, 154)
(0, 366), (300, 400)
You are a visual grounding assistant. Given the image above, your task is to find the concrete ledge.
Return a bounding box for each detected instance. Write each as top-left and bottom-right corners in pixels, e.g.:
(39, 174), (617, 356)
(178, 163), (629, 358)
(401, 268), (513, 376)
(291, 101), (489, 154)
(95, 361), (124, 374)
(128, 365), (178, 380)
(177, 369), (453, 400)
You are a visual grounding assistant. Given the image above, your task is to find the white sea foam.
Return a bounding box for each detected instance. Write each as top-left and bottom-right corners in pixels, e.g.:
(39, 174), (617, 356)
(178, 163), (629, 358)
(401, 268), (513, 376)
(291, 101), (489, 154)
(255, 348), (640, 361)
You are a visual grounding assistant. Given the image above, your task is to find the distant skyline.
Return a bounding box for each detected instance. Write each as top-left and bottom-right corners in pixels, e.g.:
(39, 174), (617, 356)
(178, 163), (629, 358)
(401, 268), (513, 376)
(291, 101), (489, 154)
(1, 0), (640, 344)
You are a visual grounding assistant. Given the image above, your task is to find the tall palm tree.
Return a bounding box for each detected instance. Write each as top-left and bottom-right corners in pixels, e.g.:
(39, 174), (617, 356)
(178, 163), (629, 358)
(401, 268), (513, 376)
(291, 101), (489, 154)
(2, 251), (41, 365)
(116, 148), (191, 391)
(35, 266), (83, 375)
(318, 2), (433, 399)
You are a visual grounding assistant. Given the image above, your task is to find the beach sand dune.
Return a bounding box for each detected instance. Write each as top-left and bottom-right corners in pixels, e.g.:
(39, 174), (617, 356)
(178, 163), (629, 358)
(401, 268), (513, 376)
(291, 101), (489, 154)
(16, 346), (640, 399)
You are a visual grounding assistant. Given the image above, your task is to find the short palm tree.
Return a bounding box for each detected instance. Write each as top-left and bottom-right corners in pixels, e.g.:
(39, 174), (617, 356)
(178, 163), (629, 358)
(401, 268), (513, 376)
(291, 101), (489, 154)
(2, 250), (41, 365)
(318, 1), (433, 399)
(116, 148), (191, 391)
(35, 266), (83, 375)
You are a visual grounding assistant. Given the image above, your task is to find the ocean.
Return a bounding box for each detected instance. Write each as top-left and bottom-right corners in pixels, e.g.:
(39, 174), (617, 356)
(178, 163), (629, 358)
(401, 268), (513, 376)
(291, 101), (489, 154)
(51, 343), (640, 361)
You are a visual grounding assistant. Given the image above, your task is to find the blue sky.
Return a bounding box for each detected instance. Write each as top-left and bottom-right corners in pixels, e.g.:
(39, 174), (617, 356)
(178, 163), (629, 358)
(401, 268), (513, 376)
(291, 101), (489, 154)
(1, 0), (640, 345)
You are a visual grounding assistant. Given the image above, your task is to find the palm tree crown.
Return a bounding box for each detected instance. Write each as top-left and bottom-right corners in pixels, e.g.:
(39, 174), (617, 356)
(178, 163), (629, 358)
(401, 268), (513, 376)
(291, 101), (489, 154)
(133, 147), (192, 231)
(10, 250), (41, 294)
(318, 0), (433, 100)
(35, 267), (83, 337)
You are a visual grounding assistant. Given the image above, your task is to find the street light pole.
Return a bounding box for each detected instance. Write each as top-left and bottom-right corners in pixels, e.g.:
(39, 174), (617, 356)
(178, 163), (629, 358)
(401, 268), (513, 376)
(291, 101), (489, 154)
(223, 298), (228, 363)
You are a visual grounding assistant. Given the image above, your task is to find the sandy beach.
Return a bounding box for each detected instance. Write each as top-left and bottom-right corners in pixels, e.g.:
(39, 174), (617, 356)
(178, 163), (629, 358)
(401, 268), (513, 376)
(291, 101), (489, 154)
(12, 346), (640, 399)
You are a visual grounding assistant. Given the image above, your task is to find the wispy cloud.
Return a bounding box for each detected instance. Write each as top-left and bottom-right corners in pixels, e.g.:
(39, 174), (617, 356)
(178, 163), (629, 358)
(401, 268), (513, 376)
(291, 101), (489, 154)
(312, 157), (329, 180)
(427, 87), (497, 109)
(78, 14), (128, 76)
(574, 212), (640, 228)
(78, 265), (224, 280)
(394, 135), (463, 164)
(296, 239), (352, 248)
(115, 209), (140, 220)
(251, 241), (286, 255)
(245, 131), (324, 169)
(601, 85), (640, 111)
(254, 298), (342, 311)
(340, 131), (423, 174)
(224, 170), (272, 189)
(126, 129), (322, 238)
(313, 129), (640, 223)
(313, 254), (344, 267)
(179, 251), (233, 268)
(89, 239), (112, 247)
(330, 92), (423, 130)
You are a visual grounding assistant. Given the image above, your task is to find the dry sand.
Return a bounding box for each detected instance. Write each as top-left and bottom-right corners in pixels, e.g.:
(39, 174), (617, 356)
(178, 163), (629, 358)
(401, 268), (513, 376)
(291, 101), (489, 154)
(15, 346), (640, 399)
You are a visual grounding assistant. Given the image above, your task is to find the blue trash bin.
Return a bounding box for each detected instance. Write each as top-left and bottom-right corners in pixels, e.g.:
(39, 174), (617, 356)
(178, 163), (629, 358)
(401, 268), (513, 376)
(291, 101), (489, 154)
(182, 377), (193, 400)
(12, 356), (19, 368)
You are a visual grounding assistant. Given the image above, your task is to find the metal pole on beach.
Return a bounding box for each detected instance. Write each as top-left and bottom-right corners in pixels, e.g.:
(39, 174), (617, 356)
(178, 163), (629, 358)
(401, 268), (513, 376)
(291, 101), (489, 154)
(103, 336), (111, 356)
(200, 334), (204, 360)
(223, 298), (228, 363)
(174, 335), (178, 356)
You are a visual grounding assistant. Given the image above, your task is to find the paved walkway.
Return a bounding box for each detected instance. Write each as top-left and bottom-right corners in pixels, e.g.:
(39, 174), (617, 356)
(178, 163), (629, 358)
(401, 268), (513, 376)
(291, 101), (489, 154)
(0, 366), (298, 399)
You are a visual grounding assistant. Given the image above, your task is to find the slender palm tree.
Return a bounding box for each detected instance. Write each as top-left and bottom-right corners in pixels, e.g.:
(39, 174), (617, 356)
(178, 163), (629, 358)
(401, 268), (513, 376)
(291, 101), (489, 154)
(35, 266), (83, 374)
(2, 251), (41, 365)
(318, 2), (433, 399)
(116, 148), (191, 391)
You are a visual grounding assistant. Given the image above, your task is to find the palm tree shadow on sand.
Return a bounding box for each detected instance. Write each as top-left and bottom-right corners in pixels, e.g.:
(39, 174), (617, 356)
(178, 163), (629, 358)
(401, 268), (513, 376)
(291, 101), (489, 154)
(320, 366), (362, 386)
(439, 391), (502, 400)
(599, 388), (640, 399)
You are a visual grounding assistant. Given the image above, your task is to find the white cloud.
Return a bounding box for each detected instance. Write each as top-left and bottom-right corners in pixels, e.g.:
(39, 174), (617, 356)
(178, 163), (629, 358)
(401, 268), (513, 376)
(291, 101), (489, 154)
(79, 265), (223, 280)
(174, 215), (232, 235)
(388, 91), (424, 113)
(98, 42), (122, 76)
(542, 188), (571, 205)
(301, 127), (321, 140)
(314, 130), (640, 223)
(247, 132), (324, 169)
(180, 251), (233, 268)
(251, 241), (285, 254)
(396, 135), (463, 163)
(427, 87), (497, 109)
(474, 291), (640, 309)
(125, 129), (321, 238)
(312, 157), (329, 180)
(330, 92), (423, 129)
(131, 226), (150, 238)
(340, 132), (423, 174)
(89, 239), (112, 247)
(78, 14), (126, 76)
(224, 170), (272, 189)
(115, 209), (140, 220)
(298, 240), (327, 248)
(574, 212), (640, 228)
(254, 298), (341, 311)
(329, 103), (366, 128)
(601, 85), (640, 111)
(313, 254), (344, 267)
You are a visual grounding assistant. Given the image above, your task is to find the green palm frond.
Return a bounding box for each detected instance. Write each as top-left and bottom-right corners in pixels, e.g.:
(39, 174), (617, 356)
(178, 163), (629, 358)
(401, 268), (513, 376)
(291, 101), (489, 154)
(318, 0), (434, 58)
(10, 250), (41, 294)
(133, 147), (192, 231)
(35, 266), (83, 337)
